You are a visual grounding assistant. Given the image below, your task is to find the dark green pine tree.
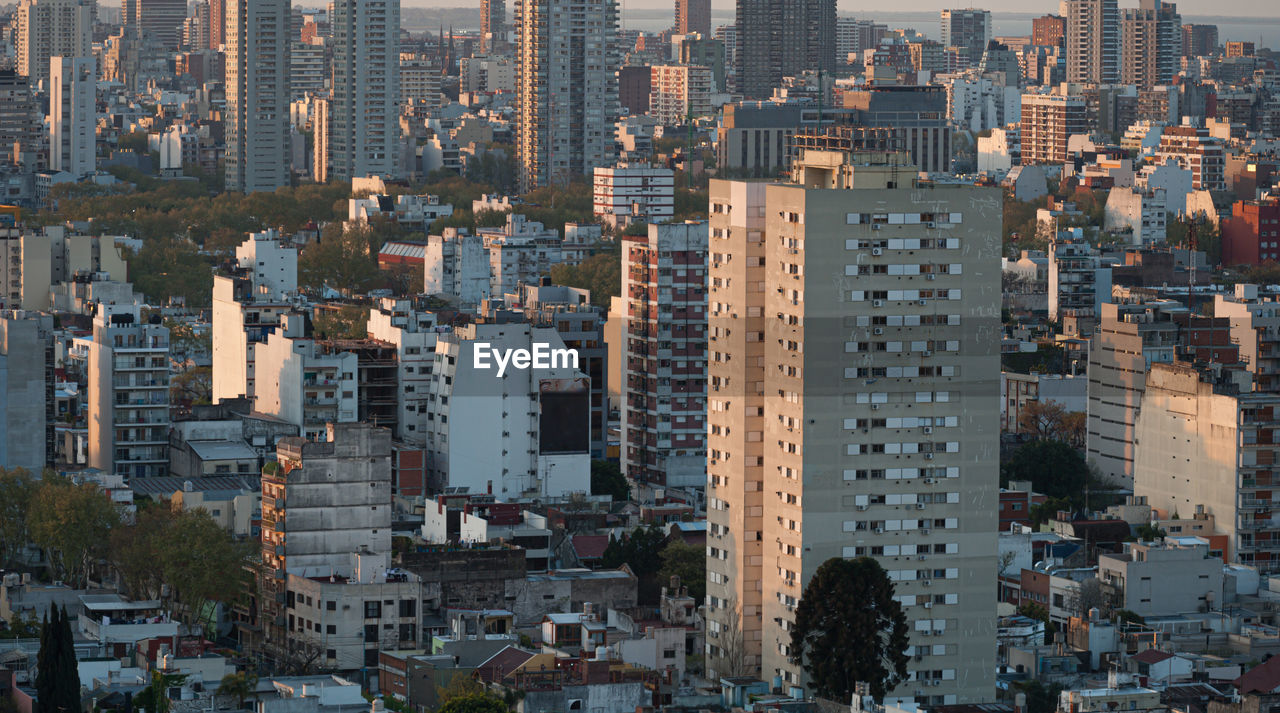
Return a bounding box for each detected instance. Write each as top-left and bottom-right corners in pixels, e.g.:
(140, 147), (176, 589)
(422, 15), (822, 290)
(53, 604), (80, 713)
(35, 608), (59, 713)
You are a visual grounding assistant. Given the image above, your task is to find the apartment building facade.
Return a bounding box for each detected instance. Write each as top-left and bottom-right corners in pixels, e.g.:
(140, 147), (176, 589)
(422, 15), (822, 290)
(87, 303), (171, 477)
(706, 150), (1000, 703)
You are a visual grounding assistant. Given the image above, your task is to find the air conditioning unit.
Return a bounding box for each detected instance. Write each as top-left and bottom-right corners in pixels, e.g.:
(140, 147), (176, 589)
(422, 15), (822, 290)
(871, 404), (880, 410)
(874, 527), (884, 534)
(874, 328), (884, 335)
(925, 453), (934, 460)
(923, 426), (933, 434)
(923, 579), (932, 587)
(933, 680), (943, 686)
(922, 527), (932, 535)
(873, 299), (884, 307)
(918, 299), (928, 306)
(857, 504), (868, 511)
(927, 222), (937, 228)
(922, 350), (932, 357)
(873, 224), (882, 230)
(926, 274), (936, 280)
(924, 602), (932, 609)
(916, 502), (926, 510)
(924, 478), (936, 484)
(918, 554), (927, 561)
(872, 247), (883, 256)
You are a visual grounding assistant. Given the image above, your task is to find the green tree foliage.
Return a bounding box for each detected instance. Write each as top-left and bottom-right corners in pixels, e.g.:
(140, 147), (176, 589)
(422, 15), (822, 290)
(601, 526), (667, 602)
(1011, 681), (1064, 713)
(135, 670), (189, 713)
(299, 223), (384, 295)
(789, 557), (910, 702)
(1166, 214), (1221, 265)
(671, 186), (709, 222)
(0, 467), (38, 567)
(464, 148), (518, 193)
(1136, 523), (1166, 541)
(1029, 497), (1073, 527)
(657, 539), (705, 603)
(128, 237), (214, 307)
(36, 606), (80, 713)
(216, 671), (259, 708)
(436, 673), (485, 705)
(2, 613), (40, 639)
(437, 694), (508, 713)
(588, 460), (628, 502)
(118, 132), (150, 153)
(312, 305), (370, 339)
(110, 506), (252, 630)
(28, 476), (120, 587)
(1001, 440), (1092, 508)
(549, 245), (620, 306)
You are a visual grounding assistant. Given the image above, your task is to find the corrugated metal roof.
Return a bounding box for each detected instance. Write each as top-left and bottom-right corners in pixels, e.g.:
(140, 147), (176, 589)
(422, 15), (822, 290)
(378, 241), (427, 259)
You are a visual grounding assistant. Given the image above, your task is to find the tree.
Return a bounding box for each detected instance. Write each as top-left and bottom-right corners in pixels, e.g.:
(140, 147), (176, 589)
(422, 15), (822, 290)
(1012, 680), (1064, 713)
(600, 526), (667, 603)
(217, 671), (259, 709)
(589, 460), (628, 502)
(158, 509), (254, 630)
(35, 606), (79, 713)
(437, 695), (508, 713)
(299, 223), (383, 295)
(135, 670), (188, 713)
(109, 504), (173, 600)
(1001, 440), (1092, 508)
(658, 539), (705, 603)
(436, 672), (485, 704)
(790, 557), (910, 702)
(312, 305), (369, 340)
(548, 246), (620, 306)
(0, 467), (38, 567)
(28, 476), (120, 587)
(1029, 497), (1072, 527)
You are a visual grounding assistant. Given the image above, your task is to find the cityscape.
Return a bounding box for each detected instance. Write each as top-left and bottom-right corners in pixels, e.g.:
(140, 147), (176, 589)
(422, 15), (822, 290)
(0, 0), (1278, 712)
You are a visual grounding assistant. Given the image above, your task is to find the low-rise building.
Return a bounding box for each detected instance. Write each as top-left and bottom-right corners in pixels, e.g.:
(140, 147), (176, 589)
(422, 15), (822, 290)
(1098, 539), (1224, 618)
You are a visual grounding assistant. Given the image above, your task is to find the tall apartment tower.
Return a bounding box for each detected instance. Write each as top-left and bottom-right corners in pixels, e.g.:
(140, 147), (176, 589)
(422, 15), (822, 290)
(88, 303), (171, 478)
(0, 71), (38, 167)
(735, 0), (835, 99)
(0, 311), (55, 472)
(1061, 0), (1118, 84)
(940, 8), (992, 66)
(329, 0), (401, 181)
(1181, 24), (1217, 59)
(16, 0), (95, 84)
(675, 0), (710, 36)
(705, 149), (1000, 702)
(620, 221), (708, 489)
(48, 56), (96, 178)
(122, 0), (186, 49)
(1120, 0), (1180, 89)
(210, 0), (226, 47)
(480, 0), (505, 52)
(1032, 14), (1066, 48)
(253, 423), (393, 664)
(225, 0), (290, 194)
(514, 0), (621, 191)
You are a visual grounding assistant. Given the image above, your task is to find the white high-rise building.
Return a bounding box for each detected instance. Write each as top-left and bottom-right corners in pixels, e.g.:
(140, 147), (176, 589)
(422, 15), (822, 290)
(514, 0), (620, 191)
(48, 56), (96, 177)
(365, 298), (439, 447)
(16, 0), (94, 83)
(424, 322), (591, 498)
(211, 230), (299, 403)
(225, 0), (290, 193)
(329, 0), (401, 181)
(253, 313), (359, 441)
(88, 303), (171, 477)
(705, 149), (1000, 702)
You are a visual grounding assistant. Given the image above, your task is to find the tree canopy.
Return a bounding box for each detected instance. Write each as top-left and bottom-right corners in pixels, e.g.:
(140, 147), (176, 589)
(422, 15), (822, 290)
(35, 606), (79, 713)
(588, 460), (628, 502)
(437, 694), (508, 713)
(657, 539), (705, 603)
(790, 557), (910, 702)
(28, 475), (121, 587)
(1001, 439), (1093, 507)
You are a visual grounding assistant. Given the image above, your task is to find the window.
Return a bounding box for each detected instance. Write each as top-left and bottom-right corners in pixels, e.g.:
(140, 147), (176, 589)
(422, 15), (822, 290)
(364, 624), (378, 640)
(364, 601), (382, 618)
(326, 601), (336, 611)
(399, 600), (416, 617)
(326, 649), (336, 660)
(327, 624), (336, 634)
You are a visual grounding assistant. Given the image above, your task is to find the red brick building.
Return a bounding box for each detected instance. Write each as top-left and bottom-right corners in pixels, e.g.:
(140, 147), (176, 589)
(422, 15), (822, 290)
(1223, 197), (1280, 265)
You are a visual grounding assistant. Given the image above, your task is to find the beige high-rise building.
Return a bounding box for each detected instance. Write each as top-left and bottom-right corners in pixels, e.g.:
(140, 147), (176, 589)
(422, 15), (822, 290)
(225, 0), (290, 193)
(1061, 0), (1118, 84)
(16, 0), (95, 84)
(706, 149), (1000, 704)
(1119, 0), (1180, 89)
(514, 0), (620, 191)
(329, 0), (401, 181)
(1020, 93), (1086, 165)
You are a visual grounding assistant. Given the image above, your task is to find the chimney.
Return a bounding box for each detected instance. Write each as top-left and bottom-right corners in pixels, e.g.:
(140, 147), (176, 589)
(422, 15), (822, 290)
(1014, 693), (1027, 713)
